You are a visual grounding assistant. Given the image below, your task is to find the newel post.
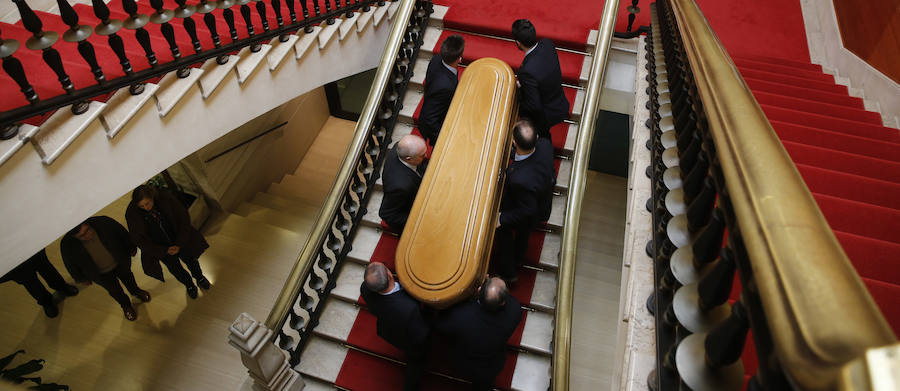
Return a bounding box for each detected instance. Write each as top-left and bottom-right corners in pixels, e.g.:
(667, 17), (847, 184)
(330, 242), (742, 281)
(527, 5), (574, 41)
(228, 313), (304, 391)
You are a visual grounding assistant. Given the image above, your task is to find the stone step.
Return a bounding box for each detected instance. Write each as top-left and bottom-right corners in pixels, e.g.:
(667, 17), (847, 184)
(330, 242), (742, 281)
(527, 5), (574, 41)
(233, 202), (315, 235)
(250, 192), (322, 216)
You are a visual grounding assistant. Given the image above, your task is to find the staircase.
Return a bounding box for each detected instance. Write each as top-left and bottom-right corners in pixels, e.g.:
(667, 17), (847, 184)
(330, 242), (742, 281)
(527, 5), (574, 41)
(206, 115), (356, 253)
(286, 4), (610, 390)
(0, 0), (399, 276)
(735, 53), (900, 335)
(642, 0), (900, 388)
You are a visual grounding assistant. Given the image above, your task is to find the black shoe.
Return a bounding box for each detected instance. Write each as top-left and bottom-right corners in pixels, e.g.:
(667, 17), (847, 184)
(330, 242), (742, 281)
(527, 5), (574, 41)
(186, 286), (198, 299)
(197, 277), (212, 290)
(123, 305), (137, 321)
(42, 303), (59, 318)
(134, 290), (151, 303)
(58, 284), (79, 297)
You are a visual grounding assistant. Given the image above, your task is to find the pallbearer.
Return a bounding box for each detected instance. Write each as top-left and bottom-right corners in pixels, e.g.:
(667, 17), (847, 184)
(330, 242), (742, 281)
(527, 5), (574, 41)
(395, 58), (518, 308)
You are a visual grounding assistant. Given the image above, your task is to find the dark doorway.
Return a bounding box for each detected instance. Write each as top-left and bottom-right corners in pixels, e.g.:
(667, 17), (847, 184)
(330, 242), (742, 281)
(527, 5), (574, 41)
(588, 110), (631, 177)
(324, 69), (378, 121)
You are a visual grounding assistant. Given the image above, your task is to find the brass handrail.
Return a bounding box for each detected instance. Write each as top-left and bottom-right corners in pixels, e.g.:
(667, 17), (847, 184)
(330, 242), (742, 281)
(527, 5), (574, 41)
(263, 0), (416, 330)
(667, 0), (897, 388)
(551, 0), (619, 389)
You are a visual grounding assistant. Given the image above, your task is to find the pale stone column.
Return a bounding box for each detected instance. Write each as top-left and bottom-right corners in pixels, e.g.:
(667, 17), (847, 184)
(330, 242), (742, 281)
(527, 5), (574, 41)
(229, 312), (305, 391)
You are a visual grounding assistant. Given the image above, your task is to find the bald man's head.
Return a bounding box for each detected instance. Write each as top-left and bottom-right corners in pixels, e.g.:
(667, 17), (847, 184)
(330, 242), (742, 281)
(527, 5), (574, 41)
(512, 119), (537, 153)
(479, 277), (509, 312)
(396, 134), (427, 167)
(364, 262), (393, 293)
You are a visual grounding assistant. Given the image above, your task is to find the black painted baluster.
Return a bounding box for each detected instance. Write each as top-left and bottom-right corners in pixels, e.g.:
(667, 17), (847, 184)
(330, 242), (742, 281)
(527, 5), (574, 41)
(323, 0), (335, 25)
(92, 0), (145, 95)
(14, 0), (89, 114)
(57, 0), (104, 84)
(625, 0), (639, 33)
(197, 0), (229, 64)
(122, 0), (158, 68)
(271, 0), (289, 42)
(696, 246), (736, 313)
(311, 0), (321, 18)
(0, 29), (38, 106)
(217, 0), (239, 43)
(344, 0), (355, 18)
(256, 0), (271, 33)
(173, 0), (201, 55)
(237, 0), (262, 52)
(285, 0), (297, 24)
(149, 0), (192, 78)
(361, 0), (370, 12)
(705, 300), (750, 368)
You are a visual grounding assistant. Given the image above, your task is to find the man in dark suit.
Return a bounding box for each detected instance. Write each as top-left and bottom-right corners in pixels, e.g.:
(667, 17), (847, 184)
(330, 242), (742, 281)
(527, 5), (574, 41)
(418, 34), (465, 146)
(360, 262), (430, 391)
(512, 19), (570, 139)
(496, 120), (556, 282)
(61, 216), (151, 321)
(126, 185), (211, 300)
(1, 249), (79, 318)
(379, 134), (428, 232)
(436, 277), (523, 390)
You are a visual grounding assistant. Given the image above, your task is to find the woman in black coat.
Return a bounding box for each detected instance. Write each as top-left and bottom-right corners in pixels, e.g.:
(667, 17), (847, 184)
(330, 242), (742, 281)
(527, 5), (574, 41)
(125, 185), (211, 299)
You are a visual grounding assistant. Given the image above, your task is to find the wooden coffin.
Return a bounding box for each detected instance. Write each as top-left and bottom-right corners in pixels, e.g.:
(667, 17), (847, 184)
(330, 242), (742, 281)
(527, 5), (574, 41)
(396, 58), (518, 308)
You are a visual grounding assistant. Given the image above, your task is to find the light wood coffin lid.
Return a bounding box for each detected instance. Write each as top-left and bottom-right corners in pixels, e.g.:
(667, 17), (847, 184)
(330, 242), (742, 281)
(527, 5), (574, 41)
(396, 57), (517, 308)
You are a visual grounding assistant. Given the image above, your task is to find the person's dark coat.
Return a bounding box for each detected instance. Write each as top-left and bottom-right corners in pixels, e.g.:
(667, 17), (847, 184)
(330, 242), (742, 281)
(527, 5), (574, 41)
(518, 38), (570, 137)
(500, 137), (556, 227)
(60, 216), (136, 283)
(435, 294), (523, 383)
(360, 282), (430, 351)
(125, 189), (209, 282)
(418, 55), (459, 144)
(379, 146), (425, 231)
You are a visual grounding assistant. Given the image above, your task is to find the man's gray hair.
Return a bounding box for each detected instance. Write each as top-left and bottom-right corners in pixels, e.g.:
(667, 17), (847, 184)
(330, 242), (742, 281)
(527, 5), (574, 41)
(364, 263), (390, 293)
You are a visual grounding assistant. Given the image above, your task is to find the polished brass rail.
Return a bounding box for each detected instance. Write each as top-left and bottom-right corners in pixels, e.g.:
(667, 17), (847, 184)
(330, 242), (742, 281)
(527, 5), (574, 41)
(668, 0), (897, 388)
(263, 0), (416, 331)
(551, 0), (620, 389)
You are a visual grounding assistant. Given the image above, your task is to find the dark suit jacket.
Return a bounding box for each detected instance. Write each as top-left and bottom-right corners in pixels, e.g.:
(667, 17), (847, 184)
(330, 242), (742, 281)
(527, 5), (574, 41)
(379, 146), (425, 231)
(125, 189), (209, 281)
(418, 55), (459, 144)
(360, 282), (430, 351)
(500, 138), (556, 227)
(518, 38), (570, 137)
(60, 216), (136, 283)
(435, 295), (523, 382)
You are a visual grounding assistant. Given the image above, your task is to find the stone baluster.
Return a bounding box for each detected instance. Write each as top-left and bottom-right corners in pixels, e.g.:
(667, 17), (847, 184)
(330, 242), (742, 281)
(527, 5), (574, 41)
(228, 313), (304, 391)
(57, 0), (104, 84)
(0, 29), (38, 106)
(14, 0), (89, 114)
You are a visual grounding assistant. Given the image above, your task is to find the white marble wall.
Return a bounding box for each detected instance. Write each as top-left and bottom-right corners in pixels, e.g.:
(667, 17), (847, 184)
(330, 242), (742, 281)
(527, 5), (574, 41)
(611, 35), (657, 391)
(800, 0), (900, 129)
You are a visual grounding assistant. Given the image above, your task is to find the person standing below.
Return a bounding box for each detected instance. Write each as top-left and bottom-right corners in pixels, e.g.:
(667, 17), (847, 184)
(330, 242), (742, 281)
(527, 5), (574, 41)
(61, 216), (151, 321)
(436, 277), (522, 390)
(379, 134), (428, 232)
(360, 262), (430, 391)
(512, 19), (570, 139)
(126, 185), (211, 299)
(496, 120), (555, 283)
(418, 35), (465, 146)
(1, 249), (78, 318)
